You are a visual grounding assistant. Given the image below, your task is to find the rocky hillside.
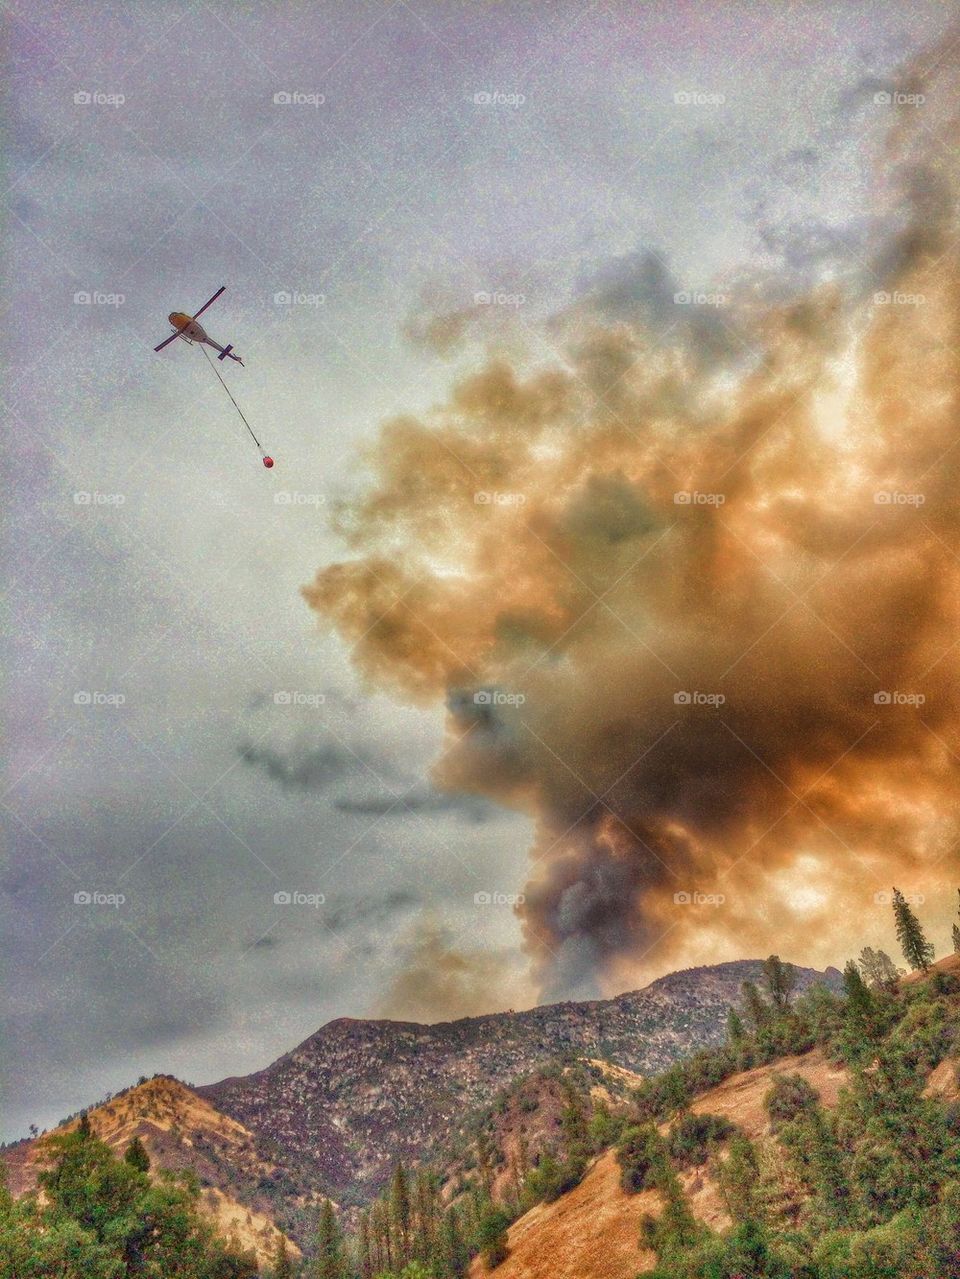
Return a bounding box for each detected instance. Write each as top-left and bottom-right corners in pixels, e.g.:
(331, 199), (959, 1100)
(200, 959), (840, 1201)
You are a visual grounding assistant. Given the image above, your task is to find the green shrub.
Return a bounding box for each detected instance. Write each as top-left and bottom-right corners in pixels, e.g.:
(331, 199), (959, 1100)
(519, 1149), (587, 1208)
(476, 1206), (510, 1270)
(889, 996), (956, 1072)
(666, 1111), (736, 1167)
(616, 1124), (669, 1194)
(764, 1072), (820, 1130)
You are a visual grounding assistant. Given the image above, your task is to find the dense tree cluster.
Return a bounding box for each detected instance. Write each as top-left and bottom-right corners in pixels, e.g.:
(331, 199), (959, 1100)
(629, 895), (960, 1279)
(0, 1125), (259, 1277)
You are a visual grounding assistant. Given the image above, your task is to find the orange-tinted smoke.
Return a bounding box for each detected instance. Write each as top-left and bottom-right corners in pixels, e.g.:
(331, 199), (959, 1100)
(304, 39), (960, 998)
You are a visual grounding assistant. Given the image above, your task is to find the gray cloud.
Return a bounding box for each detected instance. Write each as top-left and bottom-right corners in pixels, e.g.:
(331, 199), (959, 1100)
(322, 889), (421, 934)
(335, 786), (496, 823)
(238, 739), (373, 791)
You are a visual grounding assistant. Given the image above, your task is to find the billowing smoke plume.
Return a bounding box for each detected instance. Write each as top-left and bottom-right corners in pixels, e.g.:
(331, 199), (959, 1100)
(304, 40), (960, 999)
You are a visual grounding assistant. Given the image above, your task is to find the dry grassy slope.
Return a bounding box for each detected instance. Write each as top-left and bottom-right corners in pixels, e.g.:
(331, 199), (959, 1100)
(687, 1048), (847, 1140)
(470, 955), (960, 1279)
(585, 1057), (647, 1101)
(474, 1148), (742, 1279)
(925, 1055), (960, 1101)
(467, 1048), (847, 1279)
(903, 951), (960, 984)
(477, 1149), (660, 1279)
(2, 1076), (299, 1268)
(198, 1186), (300, 1265)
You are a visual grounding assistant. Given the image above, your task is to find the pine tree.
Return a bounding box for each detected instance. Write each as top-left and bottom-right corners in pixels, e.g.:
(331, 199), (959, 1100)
(755, 1137), (805, 1227)
(805, 1107), (852, 1227)
(77, 1112), (92, 1140)
(273, 1234), (293, 1279)
(715, 1132), (760, 1224)
(357, 1209), (373, 1279)
(441, 1206), (469, 1279)
(617, 1124), (670, 1194)
(560, 1079), (588, 1153)
(411, 1168), (438, 1268)
(891, 887), (935, 971)
(314, 1198), (346, 1279)
(461, 1183), (481, 1251)
(640, 1154), (701, 1257)
(740, 980), (770, 1031)
(476, 1204), (510, 1269)
(839, 959), (876, 1066)
(726, 1007), (746, 1045)
(371, 1198), (391, 1274)
(857, 946), (901, 989)
(390, 1163), (411, 1268)
(587, 1099), (618, 1150)
(762, 954), (797, 1011)
(475, 1130), (494, 1198)
(123, 1137), (150, 1173)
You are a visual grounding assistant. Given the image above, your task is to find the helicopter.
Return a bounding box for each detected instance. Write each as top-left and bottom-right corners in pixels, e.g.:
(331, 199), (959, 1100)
(153, 286), (273, 467)
(153, 285), (243, 364)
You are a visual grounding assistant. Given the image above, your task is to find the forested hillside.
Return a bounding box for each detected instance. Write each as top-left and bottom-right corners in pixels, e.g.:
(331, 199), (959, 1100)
(4, 892), (959, 1278)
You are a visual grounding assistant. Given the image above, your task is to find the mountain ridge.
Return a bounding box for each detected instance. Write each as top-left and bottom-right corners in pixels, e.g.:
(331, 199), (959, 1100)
(2, 957), (843, 1250)
(198, 959), (842, 1202)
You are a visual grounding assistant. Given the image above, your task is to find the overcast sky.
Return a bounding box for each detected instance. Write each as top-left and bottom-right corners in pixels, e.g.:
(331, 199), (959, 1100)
(3, 0), (954, 1142)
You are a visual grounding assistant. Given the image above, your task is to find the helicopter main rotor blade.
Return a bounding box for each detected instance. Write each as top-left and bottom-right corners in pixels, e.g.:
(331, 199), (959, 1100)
(192, 285), (226, 319)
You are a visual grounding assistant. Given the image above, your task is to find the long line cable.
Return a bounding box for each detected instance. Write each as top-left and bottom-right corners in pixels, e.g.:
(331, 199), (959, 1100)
(199, 343), (265, 455)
